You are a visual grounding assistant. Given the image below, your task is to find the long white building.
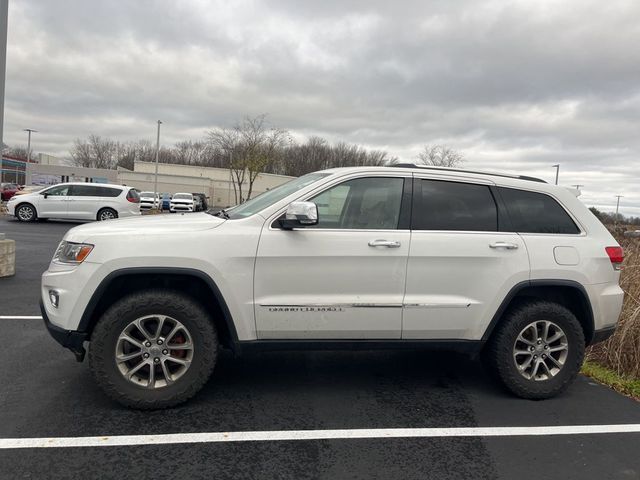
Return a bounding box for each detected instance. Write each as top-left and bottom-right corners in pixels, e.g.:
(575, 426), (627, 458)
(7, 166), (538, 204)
(118, 161), (294, 207)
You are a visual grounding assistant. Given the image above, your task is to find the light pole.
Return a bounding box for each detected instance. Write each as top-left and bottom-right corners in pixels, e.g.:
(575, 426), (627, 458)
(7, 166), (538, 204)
(552, 164), (560, 185)
(0, 0), (8, 159)
(614, 195), (623, 227)
(153, 120), (162, 207)
(24, 128), (37, 162)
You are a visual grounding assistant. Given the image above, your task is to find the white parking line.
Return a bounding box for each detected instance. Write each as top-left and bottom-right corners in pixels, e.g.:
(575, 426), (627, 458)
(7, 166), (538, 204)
(0, 316), (42, 320)
(1, 424), (639, 450)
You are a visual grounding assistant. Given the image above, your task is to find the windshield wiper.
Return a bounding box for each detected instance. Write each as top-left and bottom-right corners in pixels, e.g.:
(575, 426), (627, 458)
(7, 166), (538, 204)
(214, 209), (230, 219)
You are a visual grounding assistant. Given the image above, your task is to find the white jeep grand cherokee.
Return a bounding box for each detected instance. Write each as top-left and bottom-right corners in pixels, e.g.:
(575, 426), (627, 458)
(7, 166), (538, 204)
(41, 165), (624, 409)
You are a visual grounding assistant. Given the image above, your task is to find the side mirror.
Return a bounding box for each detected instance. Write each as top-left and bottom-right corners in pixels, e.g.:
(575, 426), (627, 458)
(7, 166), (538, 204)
(279, 201), (318, 229)
(42, 193), (48, 199)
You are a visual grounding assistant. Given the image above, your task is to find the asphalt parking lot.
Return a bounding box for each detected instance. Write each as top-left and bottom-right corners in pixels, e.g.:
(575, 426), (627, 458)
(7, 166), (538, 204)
(0, 215), (639, 480)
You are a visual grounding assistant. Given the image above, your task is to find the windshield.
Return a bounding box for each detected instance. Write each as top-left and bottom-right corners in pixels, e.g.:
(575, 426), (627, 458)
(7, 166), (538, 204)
(226, 172), (330, 219)
(173, 193), (192, 200)
(140, 192), (155, 197)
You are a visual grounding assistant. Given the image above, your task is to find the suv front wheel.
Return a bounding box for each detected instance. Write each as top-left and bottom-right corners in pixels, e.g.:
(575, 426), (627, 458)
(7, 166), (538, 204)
(487, 301), (585, 399)
(89, 290), (218, 409)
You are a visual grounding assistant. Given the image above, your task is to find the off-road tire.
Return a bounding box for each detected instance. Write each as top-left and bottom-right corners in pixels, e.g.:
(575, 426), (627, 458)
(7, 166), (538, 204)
(486, 301), (585, 399)
(89, 289), (218, 409)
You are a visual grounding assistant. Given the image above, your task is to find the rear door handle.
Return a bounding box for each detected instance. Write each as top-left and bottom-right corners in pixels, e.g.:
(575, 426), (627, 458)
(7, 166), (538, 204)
(489, 242), (518, 250)
(368, 239), (401, 248)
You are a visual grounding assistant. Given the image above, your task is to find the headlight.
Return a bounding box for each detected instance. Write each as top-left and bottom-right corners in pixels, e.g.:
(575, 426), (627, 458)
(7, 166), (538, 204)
(53, 241), (94, 264)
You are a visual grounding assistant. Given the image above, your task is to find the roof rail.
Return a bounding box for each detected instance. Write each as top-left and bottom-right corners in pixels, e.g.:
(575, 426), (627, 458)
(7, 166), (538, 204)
(389, 163), (547, 183)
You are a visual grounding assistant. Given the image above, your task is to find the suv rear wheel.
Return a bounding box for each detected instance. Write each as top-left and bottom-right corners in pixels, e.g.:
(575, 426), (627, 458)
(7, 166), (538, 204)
(89, 290), (218, 409)
(487, 301), (585, 399)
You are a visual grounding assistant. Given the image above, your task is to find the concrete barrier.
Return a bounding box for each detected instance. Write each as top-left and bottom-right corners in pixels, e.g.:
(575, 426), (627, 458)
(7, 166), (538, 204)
(0, 233), (16, 277)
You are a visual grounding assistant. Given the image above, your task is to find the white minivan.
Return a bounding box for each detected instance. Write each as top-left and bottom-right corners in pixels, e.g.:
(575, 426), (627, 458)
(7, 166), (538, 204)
(6, 182), (141, 222)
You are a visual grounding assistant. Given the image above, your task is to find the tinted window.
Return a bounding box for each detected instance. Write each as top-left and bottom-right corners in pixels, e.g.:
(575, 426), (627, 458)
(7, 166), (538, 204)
(309, 177), (404, 229)
(498, 187), (579, 234)
(413, 180), (497, 231)
(70, 185), (100, 197)
(99, 187), (122, 197)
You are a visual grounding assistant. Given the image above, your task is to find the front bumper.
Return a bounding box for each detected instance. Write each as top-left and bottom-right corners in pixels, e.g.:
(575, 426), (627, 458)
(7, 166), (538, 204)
(40, 299), (88, 362)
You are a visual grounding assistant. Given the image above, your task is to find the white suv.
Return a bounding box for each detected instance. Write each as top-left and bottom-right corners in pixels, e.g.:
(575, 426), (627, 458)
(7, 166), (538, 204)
(8, 183), (141, 222)
(139, 192), (161, 210)
(40, 165), (624, 408)
(170, 192), (195, 212)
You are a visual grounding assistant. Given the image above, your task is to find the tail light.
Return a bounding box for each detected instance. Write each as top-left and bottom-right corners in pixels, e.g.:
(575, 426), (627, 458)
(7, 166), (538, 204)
(126, 189), (140, 203)
(605, 246), (624, 270)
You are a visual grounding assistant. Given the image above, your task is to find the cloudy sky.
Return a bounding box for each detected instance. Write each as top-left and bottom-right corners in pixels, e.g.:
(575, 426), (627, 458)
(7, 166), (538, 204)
(3, 0), (639, 215)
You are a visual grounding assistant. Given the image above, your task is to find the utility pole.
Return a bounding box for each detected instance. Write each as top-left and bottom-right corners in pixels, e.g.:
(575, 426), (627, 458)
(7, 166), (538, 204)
(0, 0), (7, 162)
(227, 150), (233, 206)
(24, 128), (37, 162)
(153, 120), (162, 207)
(552, 164), (560, 185)
(614, 195), (623, 227)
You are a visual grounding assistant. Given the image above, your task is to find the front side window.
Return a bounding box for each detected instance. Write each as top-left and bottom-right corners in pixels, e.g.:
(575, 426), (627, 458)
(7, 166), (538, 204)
(42, 185), (69, 196)
(498, 187), (580, 234)
(413, 179), (498, 231)
(309, 177), (404, 229)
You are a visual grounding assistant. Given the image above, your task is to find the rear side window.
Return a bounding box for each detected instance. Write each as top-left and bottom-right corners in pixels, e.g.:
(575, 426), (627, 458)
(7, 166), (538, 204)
(498, 187), (580, 234)
(96, 186), (122, 197)
(69, 185), (98, 196)
(413, 180), (497, 231)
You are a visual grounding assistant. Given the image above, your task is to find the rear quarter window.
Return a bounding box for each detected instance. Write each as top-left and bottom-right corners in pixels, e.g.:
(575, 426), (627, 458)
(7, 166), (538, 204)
(497, 187), (580, 234)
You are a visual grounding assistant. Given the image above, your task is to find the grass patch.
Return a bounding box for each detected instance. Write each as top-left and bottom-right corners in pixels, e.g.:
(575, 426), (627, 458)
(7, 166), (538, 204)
(581, 361), (640, 400)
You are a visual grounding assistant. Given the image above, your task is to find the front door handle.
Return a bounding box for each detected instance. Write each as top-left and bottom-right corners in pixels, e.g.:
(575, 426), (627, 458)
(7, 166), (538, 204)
(489, 242), (518, 250)
(368, 239), (401, 248)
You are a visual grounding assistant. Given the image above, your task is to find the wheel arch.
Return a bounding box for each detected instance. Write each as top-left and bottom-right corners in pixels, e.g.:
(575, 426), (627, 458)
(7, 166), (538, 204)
(482, 280), (595, 345)
(79, 267), (240, 352)
(14, 201), (38, 219)
(96, 206), (118, 221)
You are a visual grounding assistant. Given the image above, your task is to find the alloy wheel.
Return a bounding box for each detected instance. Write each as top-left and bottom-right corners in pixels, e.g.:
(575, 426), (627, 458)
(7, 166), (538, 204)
(513, 320), (569, 381)
(115, 315), (194, 389)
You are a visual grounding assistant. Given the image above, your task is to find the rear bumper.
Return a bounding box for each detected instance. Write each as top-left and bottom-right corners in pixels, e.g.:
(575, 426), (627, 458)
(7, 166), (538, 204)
(40, 299), (87, 362)
(591, 325), (616, 345)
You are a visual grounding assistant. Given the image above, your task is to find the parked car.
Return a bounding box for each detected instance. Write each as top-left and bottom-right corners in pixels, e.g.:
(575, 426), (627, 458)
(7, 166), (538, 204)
(192, 193), (208, 211)
(13, 185), (44, 196)
(41, 165), (623, 409)
(7, 182), (140, 222)
(1, 182), (20, 201)
(169, 192), (195, 212)
(161, 193), (172, 210)
(139, 192), (161, 210)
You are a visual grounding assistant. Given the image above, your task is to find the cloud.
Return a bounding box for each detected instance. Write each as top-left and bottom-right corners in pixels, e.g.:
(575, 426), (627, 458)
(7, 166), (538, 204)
(3, 0), (639, 215)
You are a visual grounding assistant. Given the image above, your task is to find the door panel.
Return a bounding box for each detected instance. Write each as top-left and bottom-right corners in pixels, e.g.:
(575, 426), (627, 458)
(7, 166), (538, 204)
(402, 177), (530, 340)
(254, 175), (411, 339)
(255, 229), (409, 338)
(403, 231), (529, 339)
(38, 185), (70, 218)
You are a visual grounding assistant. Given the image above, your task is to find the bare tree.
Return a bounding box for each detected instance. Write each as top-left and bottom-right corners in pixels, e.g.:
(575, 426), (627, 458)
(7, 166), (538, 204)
(416, 145), (464, 167)
(207, 114), (290, 203)
(70, 135), (119, 169)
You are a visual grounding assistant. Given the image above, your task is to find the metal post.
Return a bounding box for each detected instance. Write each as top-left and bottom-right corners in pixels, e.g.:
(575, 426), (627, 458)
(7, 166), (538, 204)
(227, 150), (233, 206)
(154, 120), (162, 208)
(614, 195), (623, 227)
(0, 0), (7, 163)
(552, 164), (560, 185)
